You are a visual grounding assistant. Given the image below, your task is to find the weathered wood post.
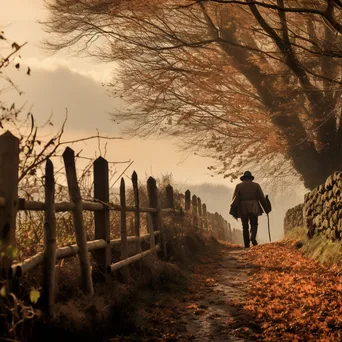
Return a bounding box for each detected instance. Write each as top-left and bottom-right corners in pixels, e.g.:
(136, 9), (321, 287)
(0, 132), (19, 290)
(207, 212), (210, 231)
(42, 159), (57, 317)
(166, 185), (174, 209)
(210, 212), (214, 234)
(197, 197), (203, 230)
(185, 190), (191, 211)
(93, 156), (111, 281)
(214, 212), (219, 239)
(184, 190), (191, 233)
(224, 220), (229, 241)
(120, 178), (129, 283)
(227, 222), (232, 242)
(217, 215), (221, 239)
(220, 216), (225, 240)
(166, 184), (176, 236)
(202, 204), (208, 230)
(219, 215), (223, 240)
(146, 213), (155, 248)
(63, 147), (93, 296)
(178, 206), (185, 237)
(192, 195), (198, 230)
(132, 171), (142, 256)
(147, 177), (167, 258)
(219, 215), (225, 240)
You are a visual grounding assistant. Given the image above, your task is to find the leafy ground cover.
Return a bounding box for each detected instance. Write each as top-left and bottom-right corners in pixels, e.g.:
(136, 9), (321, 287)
(241, 242), (342, 341)
(109, 240), (342, 341)
(3, 233), (341, 341)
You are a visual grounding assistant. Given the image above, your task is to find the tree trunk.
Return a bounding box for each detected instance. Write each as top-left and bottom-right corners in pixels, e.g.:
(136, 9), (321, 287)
(215, 11), (341, 190)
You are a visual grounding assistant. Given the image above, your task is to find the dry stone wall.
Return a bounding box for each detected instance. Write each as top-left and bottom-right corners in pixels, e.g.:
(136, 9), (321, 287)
(285, 171), (342, 241)
(304, 171), (342, 241)
(284, 203), (304, 234)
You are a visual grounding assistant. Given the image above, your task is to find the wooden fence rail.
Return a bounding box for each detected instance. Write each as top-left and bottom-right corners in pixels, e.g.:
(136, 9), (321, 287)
(0, 131), (233, 317)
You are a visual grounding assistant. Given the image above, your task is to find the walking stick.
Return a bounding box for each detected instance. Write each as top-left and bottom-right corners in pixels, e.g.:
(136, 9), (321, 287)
(267, 213), (272, 243)
(266, 195), (272, 243)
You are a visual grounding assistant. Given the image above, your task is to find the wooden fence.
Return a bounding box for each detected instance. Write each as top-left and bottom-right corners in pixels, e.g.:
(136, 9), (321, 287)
(0, 131), (233, 316)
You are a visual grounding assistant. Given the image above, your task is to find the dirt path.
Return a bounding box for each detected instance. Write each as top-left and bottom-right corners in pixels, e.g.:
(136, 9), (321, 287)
(116, 245), (261, 342)
(177, 247), (260, 341)
(182, 248), (255, 341)
(109, 241), (341, 341)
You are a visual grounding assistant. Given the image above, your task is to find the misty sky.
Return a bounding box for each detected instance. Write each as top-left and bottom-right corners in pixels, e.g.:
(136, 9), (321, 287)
(1, 0), (223, 185)
(1, 1), (307, 240)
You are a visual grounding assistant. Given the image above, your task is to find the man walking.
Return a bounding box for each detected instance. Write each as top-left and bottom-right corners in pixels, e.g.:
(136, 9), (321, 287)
(230, 171), (271, 248)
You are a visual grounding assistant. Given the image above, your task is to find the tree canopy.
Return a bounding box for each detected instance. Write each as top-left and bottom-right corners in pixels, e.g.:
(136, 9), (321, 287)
(43, 0), (342, 189)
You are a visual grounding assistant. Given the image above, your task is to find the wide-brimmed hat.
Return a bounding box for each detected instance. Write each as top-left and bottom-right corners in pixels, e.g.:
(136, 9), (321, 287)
(240, 171), (254, 181)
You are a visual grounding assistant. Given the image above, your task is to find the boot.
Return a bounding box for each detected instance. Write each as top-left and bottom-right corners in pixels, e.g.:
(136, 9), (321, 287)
(243, 228), (250, 248)
(250, 225), (258, 246)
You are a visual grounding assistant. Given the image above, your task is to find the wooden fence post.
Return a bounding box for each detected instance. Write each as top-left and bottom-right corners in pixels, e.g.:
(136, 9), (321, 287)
(166, 185), (174, 209)
(132, 171), (142, 255)
(146, 213), (155, 248)
(220, 216), (225, 240)
(192, 195), (198, 230)
(0, 131), (19, 286)
(63, 147), (93, 296)
(227, 222), (232, 242)
(147, 177), (167, 258)
(166, 184), (178, 236)
(224, 220), (229, 241)
(219, 215), (224, 240)
(93, 157), (111, 281)
(120, 178), (129, 283)
(214, 212), (219, 238)
(202, 204), (208, 230)
(197, 197), (202, 230)
(185, 190), (191, 211)
(223, 218), (227, 240)
(42, 159), (57, 317)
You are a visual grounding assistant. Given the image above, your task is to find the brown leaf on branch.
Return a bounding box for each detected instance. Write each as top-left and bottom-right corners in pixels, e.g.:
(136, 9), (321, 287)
(12, 42), (20, 50)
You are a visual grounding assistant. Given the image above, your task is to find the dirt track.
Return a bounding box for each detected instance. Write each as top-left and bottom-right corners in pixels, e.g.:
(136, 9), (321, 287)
(183, 248), (257, 341)
(109, 245), (262, 342)
(171, 247), (261, 342)
(125, 241), (342, 342)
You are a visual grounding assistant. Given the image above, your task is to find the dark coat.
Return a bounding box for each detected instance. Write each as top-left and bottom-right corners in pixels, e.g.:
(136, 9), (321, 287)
(230, 180), (270, 218)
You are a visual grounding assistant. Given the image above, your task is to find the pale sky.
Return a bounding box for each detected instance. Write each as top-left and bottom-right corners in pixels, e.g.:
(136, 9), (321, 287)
(1, 0), (227, 186)
(1, 0), (307, 240)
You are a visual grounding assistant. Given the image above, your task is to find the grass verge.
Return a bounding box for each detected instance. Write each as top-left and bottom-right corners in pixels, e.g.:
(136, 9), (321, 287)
(283, 226), (342, 267)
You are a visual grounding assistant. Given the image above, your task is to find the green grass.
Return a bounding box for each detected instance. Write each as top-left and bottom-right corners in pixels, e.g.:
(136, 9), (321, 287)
(283, 226), (342, 267)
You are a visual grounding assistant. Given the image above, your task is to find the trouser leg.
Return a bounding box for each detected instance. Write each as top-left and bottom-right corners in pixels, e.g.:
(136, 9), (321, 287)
(241, 217), (250, 248)
(250, 216), (258, 246)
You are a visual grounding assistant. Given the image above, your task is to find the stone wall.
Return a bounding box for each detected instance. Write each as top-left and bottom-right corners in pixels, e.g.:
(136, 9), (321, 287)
(284, 171), (342, 241)
(284, 203), (304, 234)
(304, 171), (342, 241)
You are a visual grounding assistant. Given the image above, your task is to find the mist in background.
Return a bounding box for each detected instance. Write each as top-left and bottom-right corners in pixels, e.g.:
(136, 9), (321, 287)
(176, 182), (305, 243)
(4, 61), (307, 243)
(1, 0), (308, 245)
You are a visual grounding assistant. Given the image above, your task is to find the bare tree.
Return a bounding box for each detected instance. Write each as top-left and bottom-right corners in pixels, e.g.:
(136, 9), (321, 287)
(42, 0), (342, 189)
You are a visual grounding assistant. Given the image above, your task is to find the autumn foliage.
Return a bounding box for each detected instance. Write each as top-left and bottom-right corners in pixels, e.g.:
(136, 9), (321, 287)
(241, 242), (342, 341)
(107, 240), (342, 341)
(44, 0), (342, 189)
